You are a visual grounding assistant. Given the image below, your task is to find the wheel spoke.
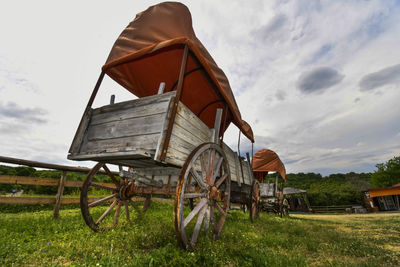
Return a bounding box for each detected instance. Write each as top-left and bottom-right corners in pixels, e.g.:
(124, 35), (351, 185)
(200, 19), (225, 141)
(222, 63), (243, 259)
(96, 199), (117, 225)
(191, 205), (207, 246)
(212, 157), (224, 184)
(215, 202), (226, 216)
(200, 154), (207, 180)
(203, 207), (210, 234)
(209, 203), (217, 234)
(215, 212), (227, 235)
(124, 201), (130, 220)
(128, 199), (140, 212)
(88, 193), (118, 208)
(184, 192), (207, 198)
(113, 201), (122, 226)
(190, 168), (207, 189)
(183, 198), (208, 228)
(215, 173), (228, 188)
(142, 195), (151, 212)
(207, 149), (215, 184)
(102, 165), (120, 187)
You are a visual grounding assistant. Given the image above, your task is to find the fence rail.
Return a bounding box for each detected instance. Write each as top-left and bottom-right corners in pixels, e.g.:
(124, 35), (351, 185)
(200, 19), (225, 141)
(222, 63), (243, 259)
(310, 205), (353, 213)
(0, 156), (118, 218)
(0, 196), (173, 205)
(0, 175), (115, 188)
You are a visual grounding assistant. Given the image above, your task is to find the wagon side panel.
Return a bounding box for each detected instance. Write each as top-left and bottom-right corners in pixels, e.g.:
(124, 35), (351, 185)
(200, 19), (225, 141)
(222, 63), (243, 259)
(158, 101), (212, 167)
(68, 92), (175, 161)
(221, 143), (239, 184)
(241, 158), (253, 185)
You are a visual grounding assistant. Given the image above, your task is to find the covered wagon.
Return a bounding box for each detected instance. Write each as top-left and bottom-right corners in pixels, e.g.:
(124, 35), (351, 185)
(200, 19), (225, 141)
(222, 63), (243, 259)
(252, 149), (289, 217)
(68, 2), (258, 250)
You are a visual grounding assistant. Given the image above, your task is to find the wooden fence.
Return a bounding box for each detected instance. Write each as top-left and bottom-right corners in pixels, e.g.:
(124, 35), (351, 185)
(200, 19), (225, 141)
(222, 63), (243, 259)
(310, 205), (353, 213)
(0, 156), (118, 218)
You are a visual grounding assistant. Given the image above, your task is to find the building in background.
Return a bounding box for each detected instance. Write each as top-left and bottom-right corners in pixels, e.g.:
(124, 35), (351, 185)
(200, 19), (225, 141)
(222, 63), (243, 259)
(363, 183), (400, 212)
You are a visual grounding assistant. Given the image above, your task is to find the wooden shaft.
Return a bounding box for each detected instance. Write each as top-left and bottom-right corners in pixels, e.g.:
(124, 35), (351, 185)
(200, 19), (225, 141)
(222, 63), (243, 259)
(160, 44), (189, 161)
(220, 102), (228, 143)
(0, 155), (116, 174)
(246, 152), (255, 183)
(213, 109), (223, 144)
(158, 82), (166, 94)
(53, 171), (67, 218)
(68, 71), (105, 153)
(86, 71), (106, 108)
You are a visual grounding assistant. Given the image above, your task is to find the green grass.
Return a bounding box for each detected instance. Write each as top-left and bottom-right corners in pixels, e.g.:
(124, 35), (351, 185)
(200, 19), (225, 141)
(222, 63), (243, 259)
(0, 203), (399, 266)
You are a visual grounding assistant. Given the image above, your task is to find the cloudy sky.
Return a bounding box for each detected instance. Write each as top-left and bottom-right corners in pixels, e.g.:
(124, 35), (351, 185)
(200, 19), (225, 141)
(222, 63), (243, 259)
(1, 0), (399, 175)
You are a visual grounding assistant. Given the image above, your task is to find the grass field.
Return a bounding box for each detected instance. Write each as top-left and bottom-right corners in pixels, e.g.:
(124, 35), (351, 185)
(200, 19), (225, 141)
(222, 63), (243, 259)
(0, 202), (399, 266)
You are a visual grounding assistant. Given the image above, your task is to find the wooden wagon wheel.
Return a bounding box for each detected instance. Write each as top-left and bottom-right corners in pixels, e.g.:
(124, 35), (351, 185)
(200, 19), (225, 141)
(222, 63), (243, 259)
(250, 180), (260, 222)
(80, 162), (146, 232)
(280, 198), (289, 218)
(174, 143), (231, 250)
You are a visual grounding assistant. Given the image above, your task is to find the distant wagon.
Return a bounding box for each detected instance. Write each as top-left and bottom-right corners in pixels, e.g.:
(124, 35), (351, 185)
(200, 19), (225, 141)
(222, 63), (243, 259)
(68, 2), (259, 250)
(252, 149), (289, 217)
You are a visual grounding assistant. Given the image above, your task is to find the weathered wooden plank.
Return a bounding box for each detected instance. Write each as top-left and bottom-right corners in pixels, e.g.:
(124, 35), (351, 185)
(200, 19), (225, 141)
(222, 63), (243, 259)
(155, 100), (212, 164)
(70, 92), (175, 162)
(0, 197), (105, 205)
(245, 161), (252, 185)
(0, 175), (62, 186)
(108, 159), (157, 169)
(213, 109), (223, 144)
(222, 143), (239, 183)
(171, 124), (206, 152)
(83, 133), (160, 154)
(164, 146), (188, 167)
(90, 100), (170, 126)
(154, 96), (175, 161)
(68, 150), (152, 161)
(241, 159), (252, 185)
(53, 171), (67, 218)
(69, 108), (92, 153)
(129, 167), (181, 176)
(174, 114), (211, 145)
(87, 113), (165, 141)
(91, 91), (175, 115)
(163, 132), (214, 171)
(0, 156), (115, 174)
(176, 102), (211, 138)
(157, 82), (166, 94)
(234, 152), (241, 186)
(0, 175), (116, 189)
(159, 100), (214, 167)
(0, 196), (174, 205)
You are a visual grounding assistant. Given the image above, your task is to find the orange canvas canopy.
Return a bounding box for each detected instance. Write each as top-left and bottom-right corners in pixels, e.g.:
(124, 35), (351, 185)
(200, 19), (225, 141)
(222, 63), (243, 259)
(252, 149), (286, 182)
(102, 2), (254, 142)
(368, 185), (400, 198)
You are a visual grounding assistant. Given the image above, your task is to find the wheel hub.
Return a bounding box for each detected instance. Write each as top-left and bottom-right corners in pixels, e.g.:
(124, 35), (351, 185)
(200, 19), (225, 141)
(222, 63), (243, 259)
(209, 186), (218, 199)
(119, 180), (136, 200)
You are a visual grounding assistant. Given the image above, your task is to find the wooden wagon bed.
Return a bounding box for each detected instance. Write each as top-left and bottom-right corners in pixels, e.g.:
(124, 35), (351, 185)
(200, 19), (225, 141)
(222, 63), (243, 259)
(68, 91), (253, 187)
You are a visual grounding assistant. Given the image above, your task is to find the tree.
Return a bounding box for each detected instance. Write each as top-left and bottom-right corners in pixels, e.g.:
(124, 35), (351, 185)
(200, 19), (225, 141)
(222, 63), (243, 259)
(371, 156), (400, 188)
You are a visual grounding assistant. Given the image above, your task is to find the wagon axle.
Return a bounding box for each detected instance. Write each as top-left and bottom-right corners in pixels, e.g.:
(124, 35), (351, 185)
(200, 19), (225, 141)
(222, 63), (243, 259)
(118, 180), (136, 201)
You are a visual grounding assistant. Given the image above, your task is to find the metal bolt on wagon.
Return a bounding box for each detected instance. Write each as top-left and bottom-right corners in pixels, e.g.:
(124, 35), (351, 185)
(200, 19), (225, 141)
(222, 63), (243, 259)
(68, 2), (261, 250)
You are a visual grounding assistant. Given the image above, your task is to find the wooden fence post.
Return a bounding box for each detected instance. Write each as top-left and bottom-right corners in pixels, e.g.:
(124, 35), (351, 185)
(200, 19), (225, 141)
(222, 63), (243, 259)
(54, 171), (67, 218)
